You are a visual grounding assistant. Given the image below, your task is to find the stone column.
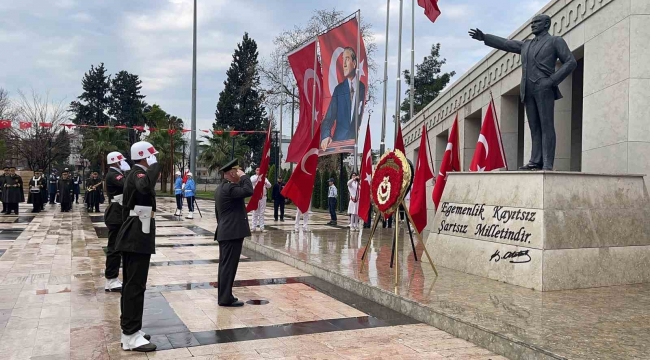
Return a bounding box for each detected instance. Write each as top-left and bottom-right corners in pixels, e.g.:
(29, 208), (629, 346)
(581, 2), (650, 188)
(496, 95), (520, 170)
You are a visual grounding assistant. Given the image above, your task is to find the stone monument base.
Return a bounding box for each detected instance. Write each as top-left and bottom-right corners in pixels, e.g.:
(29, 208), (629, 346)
(426, 171), (650, 291)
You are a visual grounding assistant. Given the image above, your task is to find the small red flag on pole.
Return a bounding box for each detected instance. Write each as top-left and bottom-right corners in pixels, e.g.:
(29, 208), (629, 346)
(19, 122), (32, 130)
(417, 0), (441, 23)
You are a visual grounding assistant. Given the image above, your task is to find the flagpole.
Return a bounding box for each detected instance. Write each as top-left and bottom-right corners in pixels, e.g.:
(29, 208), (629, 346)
(394, 0), (404, 146)
(311, 37), (318, 138)
(379, 0), (390, 155)
(410, 0), (415, 121)
(189, 0), (197, 177)
(279, 60), (284, 169)
(353, 10), (361, 172)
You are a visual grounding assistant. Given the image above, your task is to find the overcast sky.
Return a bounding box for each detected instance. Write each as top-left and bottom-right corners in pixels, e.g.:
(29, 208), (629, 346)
(0, 0), (546, 153)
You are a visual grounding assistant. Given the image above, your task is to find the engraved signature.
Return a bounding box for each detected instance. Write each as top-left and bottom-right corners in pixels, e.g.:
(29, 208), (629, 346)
(489, 249), (531, 264)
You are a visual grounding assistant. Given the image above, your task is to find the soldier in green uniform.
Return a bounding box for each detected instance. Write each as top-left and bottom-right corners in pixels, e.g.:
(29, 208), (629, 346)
(115, 141), (160, 352)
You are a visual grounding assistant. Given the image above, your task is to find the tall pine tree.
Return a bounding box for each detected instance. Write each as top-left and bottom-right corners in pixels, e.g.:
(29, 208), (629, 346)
(70, 63), (111, 126)
(400, 43), (455, 123)
(214, 33), (267, 167)
(109, 71), (147, 146)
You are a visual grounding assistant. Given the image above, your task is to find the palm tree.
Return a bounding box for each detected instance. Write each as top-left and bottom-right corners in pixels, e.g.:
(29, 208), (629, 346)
(198, 132), (248, 175)
(144, 105), (186, 192)
(81, 128), (129, 173)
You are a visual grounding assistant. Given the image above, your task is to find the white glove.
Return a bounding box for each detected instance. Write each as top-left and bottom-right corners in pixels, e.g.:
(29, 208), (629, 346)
(181, 183), (186, 190)
(120, 161), (131, 171)
(146, 154), (157, 166)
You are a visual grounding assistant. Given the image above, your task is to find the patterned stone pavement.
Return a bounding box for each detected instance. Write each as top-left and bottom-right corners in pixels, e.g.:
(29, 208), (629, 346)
(0, 200), (504, 360)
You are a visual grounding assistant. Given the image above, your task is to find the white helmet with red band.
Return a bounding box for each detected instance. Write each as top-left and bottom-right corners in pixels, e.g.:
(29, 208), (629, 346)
(131, 141), (159, 160)
(107, 151), (125, 165)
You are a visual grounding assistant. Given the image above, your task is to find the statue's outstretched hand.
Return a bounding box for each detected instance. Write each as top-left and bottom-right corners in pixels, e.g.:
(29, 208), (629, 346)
(469, 28), (485, 41)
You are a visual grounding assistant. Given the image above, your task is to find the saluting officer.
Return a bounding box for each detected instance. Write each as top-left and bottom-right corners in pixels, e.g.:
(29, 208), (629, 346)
(114, 141), (160, 352)
(214, 159), (253, 307)
(104, 151), (131, 293)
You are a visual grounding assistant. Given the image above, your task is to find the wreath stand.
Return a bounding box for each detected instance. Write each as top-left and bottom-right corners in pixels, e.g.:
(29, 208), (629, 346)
(360, 201), (438, 287)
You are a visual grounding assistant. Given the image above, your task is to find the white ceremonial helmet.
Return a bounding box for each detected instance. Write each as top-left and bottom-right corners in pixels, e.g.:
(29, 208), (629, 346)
(131, 141), (159, 160)
(186, 172), (193, 177)
(175, 171), (181, 176)
(107, 151), (125, 165)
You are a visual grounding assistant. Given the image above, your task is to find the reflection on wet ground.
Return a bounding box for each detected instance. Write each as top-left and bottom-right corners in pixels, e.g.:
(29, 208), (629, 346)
(0, 200), (505, 359)
(178, 198), (650, 360)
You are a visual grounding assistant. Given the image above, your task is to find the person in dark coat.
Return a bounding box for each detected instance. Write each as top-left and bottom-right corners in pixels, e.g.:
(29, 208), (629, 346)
(0, 166), (8, 214)
(86, 171), (102, 212)
(272, 177), (285, 221)
(48, 169), (59, 204)
(3, 167), (24, 215)
(72, 171), (81, 204)
(27, 169), (47, 213)
(114, 141), (160, 352)
(104, 151), (130, 292)
(214, 159), (253, 307)
(57, 170), (74, 212)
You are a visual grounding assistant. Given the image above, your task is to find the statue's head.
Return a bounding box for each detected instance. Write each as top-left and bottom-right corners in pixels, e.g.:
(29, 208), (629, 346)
(530, 14), (551, 35)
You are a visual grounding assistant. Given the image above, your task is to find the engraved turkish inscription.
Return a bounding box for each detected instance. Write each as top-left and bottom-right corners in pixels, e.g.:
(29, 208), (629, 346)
(436, 202), (543, 249)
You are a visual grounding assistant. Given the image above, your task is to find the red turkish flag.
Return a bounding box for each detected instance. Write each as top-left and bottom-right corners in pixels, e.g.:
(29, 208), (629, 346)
(201, 129), (210, 134)
(167, 129), (176, 135)
(133, 125), (145, 132)
(19, 122), (32, 130)
(358, 121), (372, 222)
(432, 115), (460, 210)
(0, 120), (12, 129)
(214, 130), (224, 135)
(39, 122), (52, 128)
(318, 17), (369, 154)
(409, 125), (434, 233)
(61, 123), (76, 129)
(115, 125), (127, 129)
(182, 129), (192, 133)
(230, 131), (239, 137)
(286, 40), (324, 163)
(281, 125), (321, 213)
(418, 0), (442, 23)
(395, 121), (405, 153)
(469, 99), (507, 172)
(246, 122), (272, 212)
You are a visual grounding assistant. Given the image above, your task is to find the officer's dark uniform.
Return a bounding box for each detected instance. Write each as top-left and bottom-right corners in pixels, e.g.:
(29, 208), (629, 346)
(86, 175), (102, 212)
(104, 167), (127, 283)
(115, 162), (161, 336)
(214, 159), (253, 306)
(0, 168), (7, 214)
(3, 170), (24, 215)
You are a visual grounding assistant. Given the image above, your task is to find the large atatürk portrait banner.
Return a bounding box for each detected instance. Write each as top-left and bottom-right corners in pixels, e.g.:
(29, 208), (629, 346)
(318, 17), (369, 155)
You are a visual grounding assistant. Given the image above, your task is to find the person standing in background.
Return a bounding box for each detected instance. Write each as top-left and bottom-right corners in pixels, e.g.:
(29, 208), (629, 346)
(184, 172), (196, 219)
(0, 167), (9, 214)
(174, 171), (183, 217)
(57, 170), (74, 212)
(72, 171), (81, 204)
(347, 173), (360, 231)
(327, 178), (338, 225)
(272, 177), (285, 222)
(48, 169), (58, 205)
(28, 169), (46, 213)
(3, 167), (24, 215)
(86, 171), (102, 213)
(250, 167), (272, 233)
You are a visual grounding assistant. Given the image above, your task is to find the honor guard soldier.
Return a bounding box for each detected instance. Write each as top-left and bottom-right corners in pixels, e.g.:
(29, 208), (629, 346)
(214, 159), (253, 307)
(28, 169), (46, 213)
(104, 151), (130, 292)
(0, 166), (9, 214)
(115, 141), (160, 352)
(72, 171), (81, 204)
(3, 167), (24, 215)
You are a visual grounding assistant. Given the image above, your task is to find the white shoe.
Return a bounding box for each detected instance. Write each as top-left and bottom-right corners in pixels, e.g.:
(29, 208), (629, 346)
(121, 332), (156, 352)
(105, 278), (122, 292)
(174, 209), (180, 216)
(293, 227), (299, 232)
(185, 211), (194, 219)
(260, 228), (268, 233)
(303, 227), (311, 232)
